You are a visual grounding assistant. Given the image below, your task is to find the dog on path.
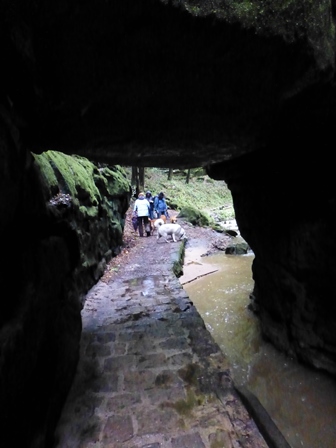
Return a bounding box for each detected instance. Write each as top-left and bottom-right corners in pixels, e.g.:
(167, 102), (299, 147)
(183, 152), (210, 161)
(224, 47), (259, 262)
(170, 216), (177, 224)
(157, 223), (187, 243)
(149, 215), (166, 235)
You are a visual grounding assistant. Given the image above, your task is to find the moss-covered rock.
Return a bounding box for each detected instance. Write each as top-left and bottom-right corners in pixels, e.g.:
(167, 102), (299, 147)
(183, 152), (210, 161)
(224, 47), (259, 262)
(172, 239), (186, 277)
(211, 223), (225, 233)
(33, 151), (132, 287)
(177, 206), (212, 227)
(225, 241), (250, 255)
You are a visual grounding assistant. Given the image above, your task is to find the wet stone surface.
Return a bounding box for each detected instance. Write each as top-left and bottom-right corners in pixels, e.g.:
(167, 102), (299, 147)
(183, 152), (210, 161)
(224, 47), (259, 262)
(54, 218), (268, 448)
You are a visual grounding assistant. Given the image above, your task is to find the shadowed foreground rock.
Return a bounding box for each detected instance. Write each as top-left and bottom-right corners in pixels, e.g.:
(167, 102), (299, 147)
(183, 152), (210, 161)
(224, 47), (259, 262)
(0, 152), (131, 448)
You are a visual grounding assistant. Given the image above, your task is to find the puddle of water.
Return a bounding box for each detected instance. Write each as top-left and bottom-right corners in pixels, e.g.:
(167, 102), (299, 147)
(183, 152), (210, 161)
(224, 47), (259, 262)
(183, 252), (336, 448)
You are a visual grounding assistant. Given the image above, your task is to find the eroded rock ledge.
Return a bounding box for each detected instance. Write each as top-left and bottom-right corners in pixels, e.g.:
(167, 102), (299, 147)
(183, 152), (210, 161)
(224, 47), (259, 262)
(1, 0), (335, 166)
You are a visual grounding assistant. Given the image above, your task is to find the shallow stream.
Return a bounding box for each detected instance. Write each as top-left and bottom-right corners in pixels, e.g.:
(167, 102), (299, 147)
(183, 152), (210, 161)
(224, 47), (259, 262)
(182, 251), (336, 448)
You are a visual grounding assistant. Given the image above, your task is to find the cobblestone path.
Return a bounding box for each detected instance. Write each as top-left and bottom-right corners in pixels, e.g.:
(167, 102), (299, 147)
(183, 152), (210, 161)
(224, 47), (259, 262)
(54, 232), (268, 448)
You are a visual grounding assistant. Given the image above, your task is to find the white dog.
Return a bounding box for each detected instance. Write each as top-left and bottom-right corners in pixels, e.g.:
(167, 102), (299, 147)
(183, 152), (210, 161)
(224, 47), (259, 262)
(157, 223), (187, 243)
(153, 218), (165, 229)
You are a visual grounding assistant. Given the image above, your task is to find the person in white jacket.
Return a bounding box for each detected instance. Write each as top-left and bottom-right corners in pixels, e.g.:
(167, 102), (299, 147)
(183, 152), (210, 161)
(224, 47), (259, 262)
(133, 192), (151, 237)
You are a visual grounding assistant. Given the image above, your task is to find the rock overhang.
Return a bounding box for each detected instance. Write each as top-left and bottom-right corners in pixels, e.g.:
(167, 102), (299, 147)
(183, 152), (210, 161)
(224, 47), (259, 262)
(2, 0), (335, 169)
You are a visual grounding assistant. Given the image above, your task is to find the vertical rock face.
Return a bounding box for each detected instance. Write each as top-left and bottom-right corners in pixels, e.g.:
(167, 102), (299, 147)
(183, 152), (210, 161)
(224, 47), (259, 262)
(207, 132), (336, 374)
(0, 144), (131, 447)
(32, 151), (131, 296)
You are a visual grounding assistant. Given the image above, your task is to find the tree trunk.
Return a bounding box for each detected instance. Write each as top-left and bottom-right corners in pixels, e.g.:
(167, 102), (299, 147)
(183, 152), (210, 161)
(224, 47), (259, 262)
(186, 168), (191, 184)
(139, 167), (145, 192)
(131, 166), (145, 196)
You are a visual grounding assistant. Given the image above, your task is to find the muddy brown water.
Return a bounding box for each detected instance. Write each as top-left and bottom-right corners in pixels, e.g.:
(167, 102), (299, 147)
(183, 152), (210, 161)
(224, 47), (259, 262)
(181, 250), (336, 448)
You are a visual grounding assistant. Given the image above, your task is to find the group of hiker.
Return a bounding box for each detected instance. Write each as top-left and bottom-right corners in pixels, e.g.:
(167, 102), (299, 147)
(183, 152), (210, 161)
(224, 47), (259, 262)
(132, 191), (169, 237)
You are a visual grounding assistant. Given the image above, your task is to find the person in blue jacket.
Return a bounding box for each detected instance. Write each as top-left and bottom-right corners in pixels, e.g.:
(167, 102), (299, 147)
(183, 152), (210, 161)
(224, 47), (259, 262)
(154, 192), (168, 218)
(133, 192), (151, 237)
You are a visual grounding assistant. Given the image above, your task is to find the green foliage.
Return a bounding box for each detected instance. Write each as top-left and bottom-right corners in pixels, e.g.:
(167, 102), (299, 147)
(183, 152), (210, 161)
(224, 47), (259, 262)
(125, 167), (235, 226)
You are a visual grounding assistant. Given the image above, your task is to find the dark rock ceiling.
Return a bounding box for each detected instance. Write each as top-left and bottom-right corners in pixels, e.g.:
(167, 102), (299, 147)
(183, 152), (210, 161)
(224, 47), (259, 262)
(2, 0), (335, 169)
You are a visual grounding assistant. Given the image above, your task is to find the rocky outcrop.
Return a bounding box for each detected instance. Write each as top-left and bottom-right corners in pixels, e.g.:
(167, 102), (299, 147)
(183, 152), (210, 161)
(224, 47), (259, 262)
(0, 149), (130, 447)
(207, 146), (336, 374)
(32, 151), (131, 300)
(1, 0), (336, 445)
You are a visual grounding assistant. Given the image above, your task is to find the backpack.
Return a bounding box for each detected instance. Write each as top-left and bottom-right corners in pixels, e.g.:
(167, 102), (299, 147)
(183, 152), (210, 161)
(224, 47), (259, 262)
(155, 197), (164, 209)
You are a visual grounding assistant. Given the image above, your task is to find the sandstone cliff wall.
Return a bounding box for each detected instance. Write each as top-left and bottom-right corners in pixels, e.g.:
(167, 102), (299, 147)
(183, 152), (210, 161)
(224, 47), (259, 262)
(0, 147), (131, 447)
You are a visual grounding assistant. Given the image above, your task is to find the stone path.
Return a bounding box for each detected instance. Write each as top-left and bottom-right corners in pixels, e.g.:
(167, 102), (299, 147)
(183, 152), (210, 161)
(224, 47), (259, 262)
(54, 231), (268, 448)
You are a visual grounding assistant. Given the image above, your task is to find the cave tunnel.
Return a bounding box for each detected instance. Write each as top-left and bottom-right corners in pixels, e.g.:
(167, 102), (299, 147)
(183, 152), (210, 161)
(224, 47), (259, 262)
(1, 0), (336, 446)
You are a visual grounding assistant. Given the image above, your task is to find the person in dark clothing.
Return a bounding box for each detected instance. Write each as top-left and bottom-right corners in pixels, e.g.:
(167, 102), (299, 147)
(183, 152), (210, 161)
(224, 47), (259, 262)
(145, 191), (155, 219)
